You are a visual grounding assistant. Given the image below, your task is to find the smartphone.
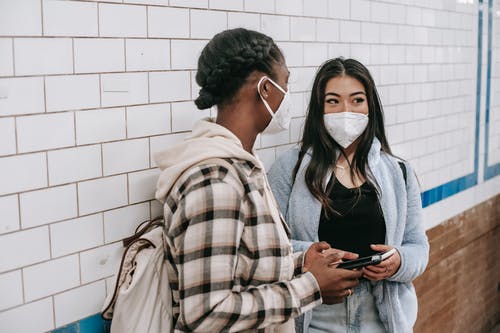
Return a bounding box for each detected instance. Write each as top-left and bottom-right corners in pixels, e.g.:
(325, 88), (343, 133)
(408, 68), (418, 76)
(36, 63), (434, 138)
(337, 248), (397, 270)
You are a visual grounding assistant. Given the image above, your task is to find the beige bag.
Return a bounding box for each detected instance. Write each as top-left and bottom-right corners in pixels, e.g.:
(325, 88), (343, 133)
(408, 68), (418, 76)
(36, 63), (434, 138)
(100, 159), (247, 332)
(101, 217), (173, 333)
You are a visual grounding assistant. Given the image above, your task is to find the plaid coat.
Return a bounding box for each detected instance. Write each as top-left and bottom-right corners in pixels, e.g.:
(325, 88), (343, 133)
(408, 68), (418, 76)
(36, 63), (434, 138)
(162, 158), (322, 332)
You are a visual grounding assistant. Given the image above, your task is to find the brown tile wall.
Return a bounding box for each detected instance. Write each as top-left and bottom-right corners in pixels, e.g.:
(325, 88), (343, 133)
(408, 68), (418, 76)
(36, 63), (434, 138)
(414, 195), (500, 333)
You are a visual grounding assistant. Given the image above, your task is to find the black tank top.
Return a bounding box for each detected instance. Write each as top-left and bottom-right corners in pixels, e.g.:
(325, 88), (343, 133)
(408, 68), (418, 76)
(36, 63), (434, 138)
(318, 179), (386, 258)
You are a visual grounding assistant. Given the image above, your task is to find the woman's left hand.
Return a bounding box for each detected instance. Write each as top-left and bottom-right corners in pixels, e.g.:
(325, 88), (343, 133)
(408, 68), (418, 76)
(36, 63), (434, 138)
(362, 244), (401, 281)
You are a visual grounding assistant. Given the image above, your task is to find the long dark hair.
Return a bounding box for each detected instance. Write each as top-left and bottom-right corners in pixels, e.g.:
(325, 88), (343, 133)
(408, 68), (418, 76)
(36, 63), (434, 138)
(194, 28), (284, 110)
(294, 58), (393, 217)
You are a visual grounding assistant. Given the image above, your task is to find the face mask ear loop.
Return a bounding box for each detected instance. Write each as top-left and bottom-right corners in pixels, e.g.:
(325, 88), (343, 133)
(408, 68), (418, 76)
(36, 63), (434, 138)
(257, 76), (275, 117)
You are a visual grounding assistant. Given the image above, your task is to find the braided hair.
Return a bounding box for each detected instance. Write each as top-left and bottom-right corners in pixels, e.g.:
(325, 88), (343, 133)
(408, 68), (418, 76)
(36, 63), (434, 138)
(195, 28), (284, 110)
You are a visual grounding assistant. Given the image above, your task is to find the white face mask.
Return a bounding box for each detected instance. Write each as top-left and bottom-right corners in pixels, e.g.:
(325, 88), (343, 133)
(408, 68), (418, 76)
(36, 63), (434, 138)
(257, 76), (291, 135)
(324, 112), (369, 148)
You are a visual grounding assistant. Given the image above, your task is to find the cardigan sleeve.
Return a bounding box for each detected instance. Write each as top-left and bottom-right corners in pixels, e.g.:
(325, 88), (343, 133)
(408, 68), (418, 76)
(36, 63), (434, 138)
(268, 150), (315, 254)
(388, 162), (429, 283)
(268, 150), (295, 219)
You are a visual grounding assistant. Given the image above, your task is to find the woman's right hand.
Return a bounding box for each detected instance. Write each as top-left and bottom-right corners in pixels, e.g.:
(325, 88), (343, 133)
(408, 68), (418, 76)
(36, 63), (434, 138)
(303, 242), (363, 304)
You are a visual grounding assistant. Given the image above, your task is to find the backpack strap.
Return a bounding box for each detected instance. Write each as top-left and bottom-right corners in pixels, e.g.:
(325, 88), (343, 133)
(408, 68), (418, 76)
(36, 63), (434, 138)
(122, 216), (164, 247)
(398, 161), (407, 186)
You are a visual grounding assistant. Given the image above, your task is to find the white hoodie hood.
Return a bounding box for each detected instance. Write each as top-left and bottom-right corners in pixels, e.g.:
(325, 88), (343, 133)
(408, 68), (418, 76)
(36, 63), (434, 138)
(154, 118), (263, 203)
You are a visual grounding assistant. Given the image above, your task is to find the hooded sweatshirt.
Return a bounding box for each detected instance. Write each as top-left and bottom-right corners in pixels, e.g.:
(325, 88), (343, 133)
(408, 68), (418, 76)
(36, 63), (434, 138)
(155, 118), (322, 333)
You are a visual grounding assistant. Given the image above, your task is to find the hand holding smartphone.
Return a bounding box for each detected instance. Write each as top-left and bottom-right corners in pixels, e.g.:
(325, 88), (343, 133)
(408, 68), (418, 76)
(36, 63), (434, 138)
(337, 248), (397, 270)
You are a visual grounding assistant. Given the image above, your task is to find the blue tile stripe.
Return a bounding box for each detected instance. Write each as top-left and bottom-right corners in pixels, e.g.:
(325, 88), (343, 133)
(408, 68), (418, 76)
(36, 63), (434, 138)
(484, 0), (499, 180)
(51, 314), (109, 333)
(49, 2), (495, 332)
(421, 173), (478, 207)
(421, 0), (485, 207)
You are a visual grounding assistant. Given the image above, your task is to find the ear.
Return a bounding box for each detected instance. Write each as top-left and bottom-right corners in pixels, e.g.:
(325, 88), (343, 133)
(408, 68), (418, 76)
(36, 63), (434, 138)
(257, 77), (270, 99)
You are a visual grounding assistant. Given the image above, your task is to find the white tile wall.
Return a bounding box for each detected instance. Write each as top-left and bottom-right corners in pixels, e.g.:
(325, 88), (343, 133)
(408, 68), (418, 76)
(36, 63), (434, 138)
(275, 0), (302, 15)
(171, 101), (211, 132)
(169, 0), (208, 9)
(78, 175), (128, 215)
(290, 17), (315, 42)
(0, 153), (47, 196)
(261, 128), (289, 148)
(126, 103), (171, 138)
(289, 67), (315, 92)
(228, 12), (260, 31)
(171, 40), (207, 70)
(103, 202), (150, 243)
(0, 77), (45, 116)
(244, 0), (274, 14)
(48, 145), (102, 186)
(50, 214), (104, 258)
(54, 280), (106, 327)
(316, 19), (340, 42)
(304, 0), (327, 17)
(76, 108), (126, 145)
(0, 0), (42, 36)
(351, 0), (371, 21)
(16, 112), (75, 153)
(328, 0), (350, 20)
(350, 43), (370, 65)
(0, 38), (13, 76)
(190, 70), (201, 100)
(147, 7), (190, 38)
(190, 10), (228, 39)
(340, 21), (361, 43)
(128, 168), (159, 203)
(289, 92), (307, 118)
(278, 42), (303, 67)
(0, 117), (16, 156)
(74, 38), (125, 73)
(0, 195), (19, 235)
(125, 0), (169, 4)
(99, 3), (147, 38)
(42, 0), (98, 37)
(328, 43), (350, 59)
(20, 184), (78, 229)
(14, 38), (73, 76)
(210, 0), (243, 11)
(45, 75), (100, 112)
(23, 255), (80, 301)
(0, 1), (498, 331)
(126, 39), (170, 71)
(304, 43), (329, 67)
(102, 138), (150, 175)
(0, 227), (50, 272)
(261, 15), (290, 41)
(150, 132), (189, 167)
(149, 71), (191, 102)
(0, 298), (54, 333)
(0, 270), (23, 311)
(101, 72), (149, 107)
(80, 242), (123, 284)
(289, 117), (305, 144)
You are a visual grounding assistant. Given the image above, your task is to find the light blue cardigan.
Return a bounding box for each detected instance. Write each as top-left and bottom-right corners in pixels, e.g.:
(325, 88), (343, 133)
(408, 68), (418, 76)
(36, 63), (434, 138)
(268, 138), (429, 333)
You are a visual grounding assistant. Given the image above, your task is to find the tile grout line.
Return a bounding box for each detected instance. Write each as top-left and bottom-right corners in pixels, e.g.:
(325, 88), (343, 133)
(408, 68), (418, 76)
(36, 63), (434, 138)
(11, 38), (15, 75)
(40, 0), (45, 36)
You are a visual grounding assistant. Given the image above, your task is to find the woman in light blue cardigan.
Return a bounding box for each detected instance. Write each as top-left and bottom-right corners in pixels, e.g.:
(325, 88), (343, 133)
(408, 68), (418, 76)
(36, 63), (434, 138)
(268, 58), (429, 333)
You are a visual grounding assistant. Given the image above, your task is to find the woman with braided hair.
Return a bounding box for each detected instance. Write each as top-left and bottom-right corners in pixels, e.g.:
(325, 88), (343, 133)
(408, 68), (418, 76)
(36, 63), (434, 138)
(154, 28), (363, 332)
